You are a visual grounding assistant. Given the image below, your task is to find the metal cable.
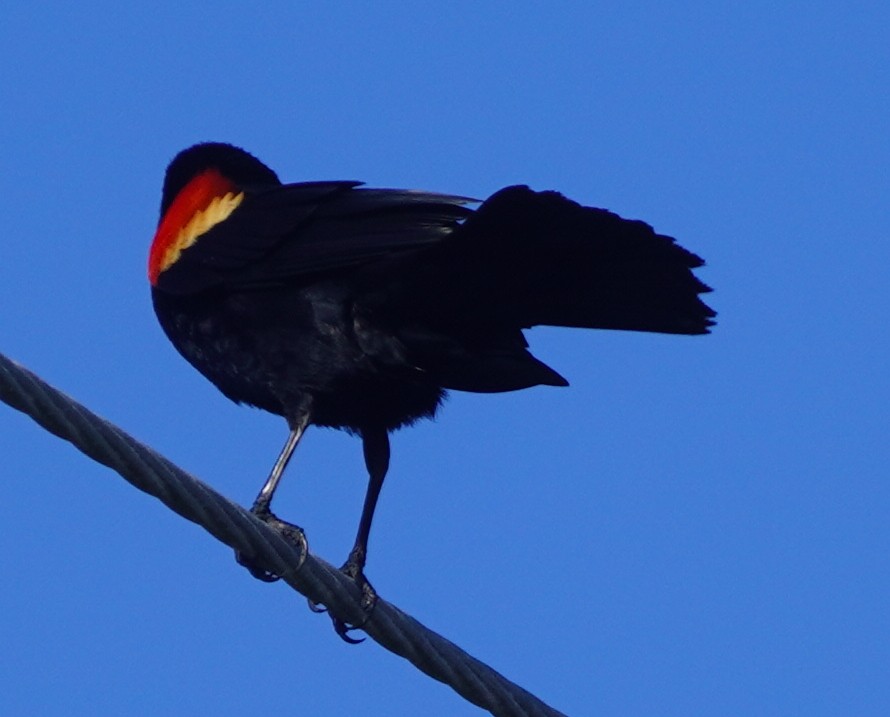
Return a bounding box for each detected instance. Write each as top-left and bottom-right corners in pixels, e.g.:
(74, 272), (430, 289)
(0, 351), (568, 717)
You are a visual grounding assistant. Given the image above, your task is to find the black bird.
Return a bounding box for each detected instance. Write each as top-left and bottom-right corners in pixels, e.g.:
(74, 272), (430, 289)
(149, 142), (714, 635)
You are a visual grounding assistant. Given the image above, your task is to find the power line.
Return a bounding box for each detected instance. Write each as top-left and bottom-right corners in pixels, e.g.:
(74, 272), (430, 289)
(0, 351), (568, 717)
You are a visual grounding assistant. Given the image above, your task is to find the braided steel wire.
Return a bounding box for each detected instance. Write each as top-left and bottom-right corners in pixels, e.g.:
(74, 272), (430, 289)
(0, 351), (567, 717)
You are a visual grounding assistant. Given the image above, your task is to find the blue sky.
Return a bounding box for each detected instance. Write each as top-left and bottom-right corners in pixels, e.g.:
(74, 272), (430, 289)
(1, 3), (888, 715)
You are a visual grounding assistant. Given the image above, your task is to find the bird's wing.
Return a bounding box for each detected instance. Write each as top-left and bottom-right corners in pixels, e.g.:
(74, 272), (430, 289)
(154, 181), (475, 294)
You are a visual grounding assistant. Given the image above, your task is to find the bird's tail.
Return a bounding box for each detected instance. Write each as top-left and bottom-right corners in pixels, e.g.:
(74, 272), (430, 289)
(430, 185), (715, 335)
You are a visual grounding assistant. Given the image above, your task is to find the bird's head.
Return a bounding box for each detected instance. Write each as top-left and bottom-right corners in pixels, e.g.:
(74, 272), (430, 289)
(148, 143), (278, 286)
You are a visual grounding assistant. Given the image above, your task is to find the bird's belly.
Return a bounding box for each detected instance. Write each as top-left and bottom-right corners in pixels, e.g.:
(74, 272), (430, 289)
(153, 287), (444, 432)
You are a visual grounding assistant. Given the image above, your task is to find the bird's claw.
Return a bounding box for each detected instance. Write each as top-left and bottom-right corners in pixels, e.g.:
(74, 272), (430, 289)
(311, 560), (378, 643)
(333, 618), (367, 644)
(236, 555), (281, 582)
(236, 509), (307, 582)
(332, 560), (378, 642)
(307, 597), (327, 613)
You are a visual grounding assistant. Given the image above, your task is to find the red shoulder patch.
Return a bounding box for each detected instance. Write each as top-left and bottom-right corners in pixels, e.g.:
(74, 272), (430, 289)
(148, 169), (245, 285)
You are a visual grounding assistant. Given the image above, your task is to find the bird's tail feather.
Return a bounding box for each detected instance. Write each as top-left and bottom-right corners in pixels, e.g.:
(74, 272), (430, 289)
(432, 185), (715, 335)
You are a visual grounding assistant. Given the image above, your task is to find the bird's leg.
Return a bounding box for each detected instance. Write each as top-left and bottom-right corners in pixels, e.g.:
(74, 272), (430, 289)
(323, 427), (390, 642)
(347, 426), (390, 584)
(251, 421), (306, 517)
(236, 406), (312, 582)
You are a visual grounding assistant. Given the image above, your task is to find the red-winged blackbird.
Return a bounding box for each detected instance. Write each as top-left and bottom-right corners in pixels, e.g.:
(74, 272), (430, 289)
(149, 142), (714, 635)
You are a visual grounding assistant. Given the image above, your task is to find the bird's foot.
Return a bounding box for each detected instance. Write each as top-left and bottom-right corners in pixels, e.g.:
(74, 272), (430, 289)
(333, 559), (378, 643)
(236, 507), (307, 582)
(309, 555), (378, 644)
